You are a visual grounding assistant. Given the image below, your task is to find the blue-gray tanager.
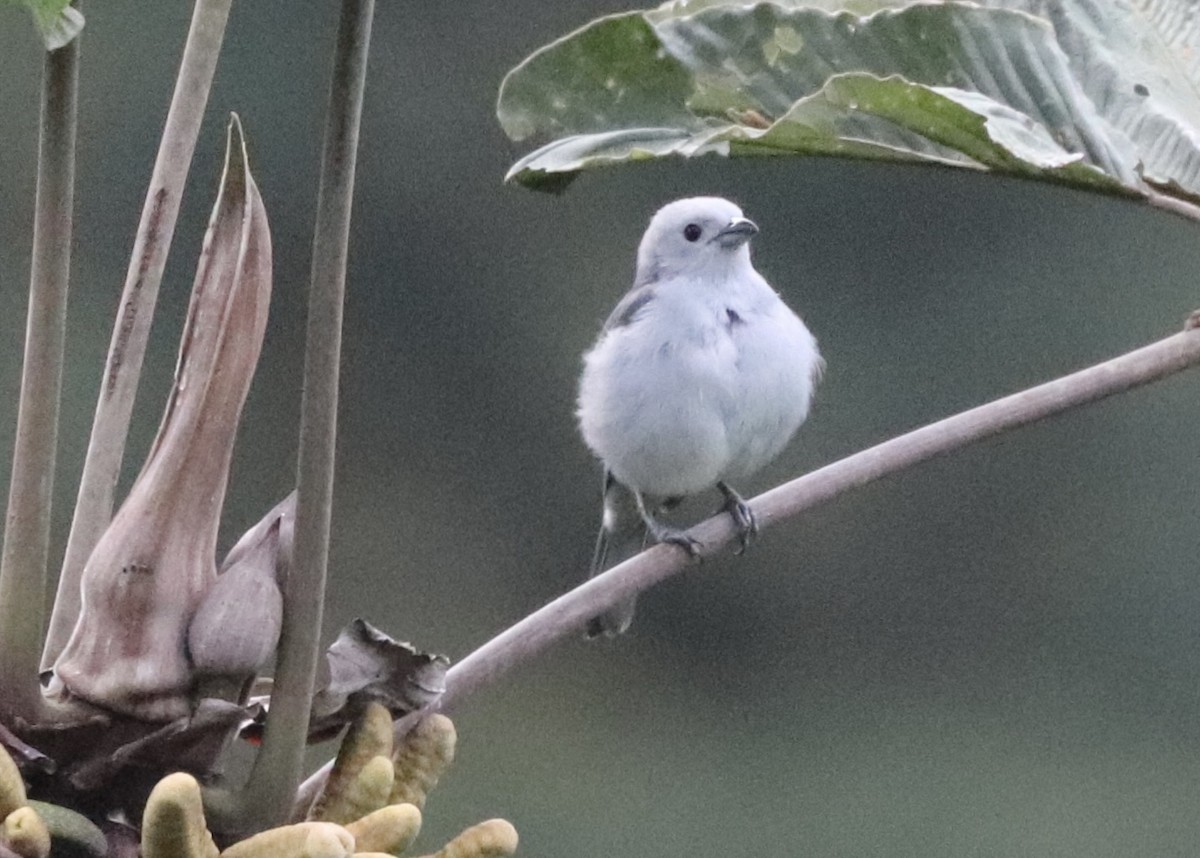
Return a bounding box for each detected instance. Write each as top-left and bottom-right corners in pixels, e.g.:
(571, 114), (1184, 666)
(578, 197), (822, 636)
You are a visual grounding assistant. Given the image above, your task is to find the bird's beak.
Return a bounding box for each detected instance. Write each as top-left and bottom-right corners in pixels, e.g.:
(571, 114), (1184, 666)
(714, 217), (759, 248)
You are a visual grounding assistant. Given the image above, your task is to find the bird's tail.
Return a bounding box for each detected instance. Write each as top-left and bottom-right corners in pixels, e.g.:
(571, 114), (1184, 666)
(586, 473), (646, 638)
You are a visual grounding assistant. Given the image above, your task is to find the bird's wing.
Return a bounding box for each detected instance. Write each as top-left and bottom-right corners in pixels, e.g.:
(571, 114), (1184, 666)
(602, 284), (656, 332)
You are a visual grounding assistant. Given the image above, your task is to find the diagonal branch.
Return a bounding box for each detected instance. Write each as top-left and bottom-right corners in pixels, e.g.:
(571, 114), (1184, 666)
(440, 324), (1200, 708)
(41, 0), (234, 670)
(297, 322), (1200, 809)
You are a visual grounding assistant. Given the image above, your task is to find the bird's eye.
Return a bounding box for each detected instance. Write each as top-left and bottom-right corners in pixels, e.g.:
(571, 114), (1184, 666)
(683, 223), (702, 242)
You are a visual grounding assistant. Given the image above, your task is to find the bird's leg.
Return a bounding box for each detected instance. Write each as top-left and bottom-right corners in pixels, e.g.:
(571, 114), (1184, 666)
(716, 481), (757, 554)
(634, 491), (700, 557)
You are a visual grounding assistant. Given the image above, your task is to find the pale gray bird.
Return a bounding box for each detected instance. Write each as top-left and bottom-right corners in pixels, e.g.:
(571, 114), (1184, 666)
(578, 197), (822, 637)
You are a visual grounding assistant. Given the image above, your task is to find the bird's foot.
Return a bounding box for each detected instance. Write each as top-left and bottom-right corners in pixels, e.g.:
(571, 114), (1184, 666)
(717, 482), (758, 554)
(634, 492), (701, 558)
(646, 520), (702, 557)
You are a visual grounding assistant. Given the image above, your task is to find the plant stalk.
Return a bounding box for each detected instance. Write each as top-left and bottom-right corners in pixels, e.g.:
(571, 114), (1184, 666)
(206, 0), (375, 833)
(0, 23), (80, 726)
(41, 0), (234, 670)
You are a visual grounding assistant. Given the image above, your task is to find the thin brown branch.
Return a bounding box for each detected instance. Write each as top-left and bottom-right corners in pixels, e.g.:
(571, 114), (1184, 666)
(42, 0), (234, 670)
(295, 320), (1200, 808)
(0, 23), (79, 726)
(441, 325), (1200, 707)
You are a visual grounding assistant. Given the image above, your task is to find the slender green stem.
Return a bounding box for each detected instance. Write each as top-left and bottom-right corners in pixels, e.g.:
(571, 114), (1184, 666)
(205, 0), (375, 834)
(41, 0), (233, 670)
(0, 23), (80, 727)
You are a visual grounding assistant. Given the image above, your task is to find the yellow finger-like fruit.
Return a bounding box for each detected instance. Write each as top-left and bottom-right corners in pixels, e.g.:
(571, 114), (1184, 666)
(345, 803), (421, 856)
(316, 755), (394, 826)
(141, 773), (218, 858)
(390, 715), (455, 809)
(417, 819), (518, 858)
(3, 806), (50, 858)
(0, 745), (26, 820)
(219, 821), (354, 858)
(310, 703), (395, 822)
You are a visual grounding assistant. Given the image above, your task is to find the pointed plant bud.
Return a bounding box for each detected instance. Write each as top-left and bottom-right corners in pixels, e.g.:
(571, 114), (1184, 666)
(52, 116), (272, 721)
(187, 516), (284, 686)
(220, 490), (295, 585)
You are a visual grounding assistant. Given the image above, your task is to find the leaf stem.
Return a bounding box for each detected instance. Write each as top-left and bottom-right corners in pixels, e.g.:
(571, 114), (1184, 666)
(1145, 187), (1200, 223)
(0, 21), (80, 726)
(41, 0), (234, 670)
(205, 0), (375, 834)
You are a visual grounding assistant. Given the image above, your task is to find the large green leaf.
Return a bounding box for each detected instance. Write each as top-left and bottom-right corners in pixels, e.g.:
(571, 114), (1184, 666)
(995, 0), (1200, 192)
(497, 0), (1200, 202)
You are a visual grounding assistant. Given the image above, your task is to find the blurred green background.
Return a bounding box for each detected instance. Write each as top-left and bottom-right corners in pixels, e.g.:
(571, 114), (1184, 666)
(4, 2), (1200, 855)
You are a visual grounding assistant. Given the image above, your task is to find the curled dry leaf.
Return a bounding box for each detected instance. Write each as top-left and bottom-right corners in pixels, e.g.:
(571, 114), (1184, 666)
(51, 115), (273, 721)
(242, 620), (448, 744)
(312, 621), (449, 730)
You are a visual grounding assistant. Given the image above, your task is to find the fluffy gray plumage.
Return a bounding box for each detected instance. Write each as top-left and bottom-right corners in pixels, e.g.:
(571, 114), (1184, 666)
(578, 197), (822, 636)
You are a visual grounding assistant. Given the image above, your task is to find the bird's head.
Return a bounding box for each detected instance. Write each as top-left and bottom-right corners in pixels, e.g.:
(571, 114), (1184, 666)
(634, 196), (759, 286)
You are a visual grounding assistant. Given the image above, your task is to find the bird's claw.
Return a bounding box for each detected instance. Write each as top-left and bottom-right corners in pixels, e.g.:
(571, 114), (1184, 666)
(649, 523), (702, 558)
(635, 492), (702, 558)
(718, 482), (758, 554)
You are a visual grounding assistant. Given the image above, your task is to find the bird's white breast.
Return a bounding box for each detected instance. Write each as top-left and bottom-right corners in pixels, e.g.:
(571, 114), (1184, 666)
(578, 269), (819, 498)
